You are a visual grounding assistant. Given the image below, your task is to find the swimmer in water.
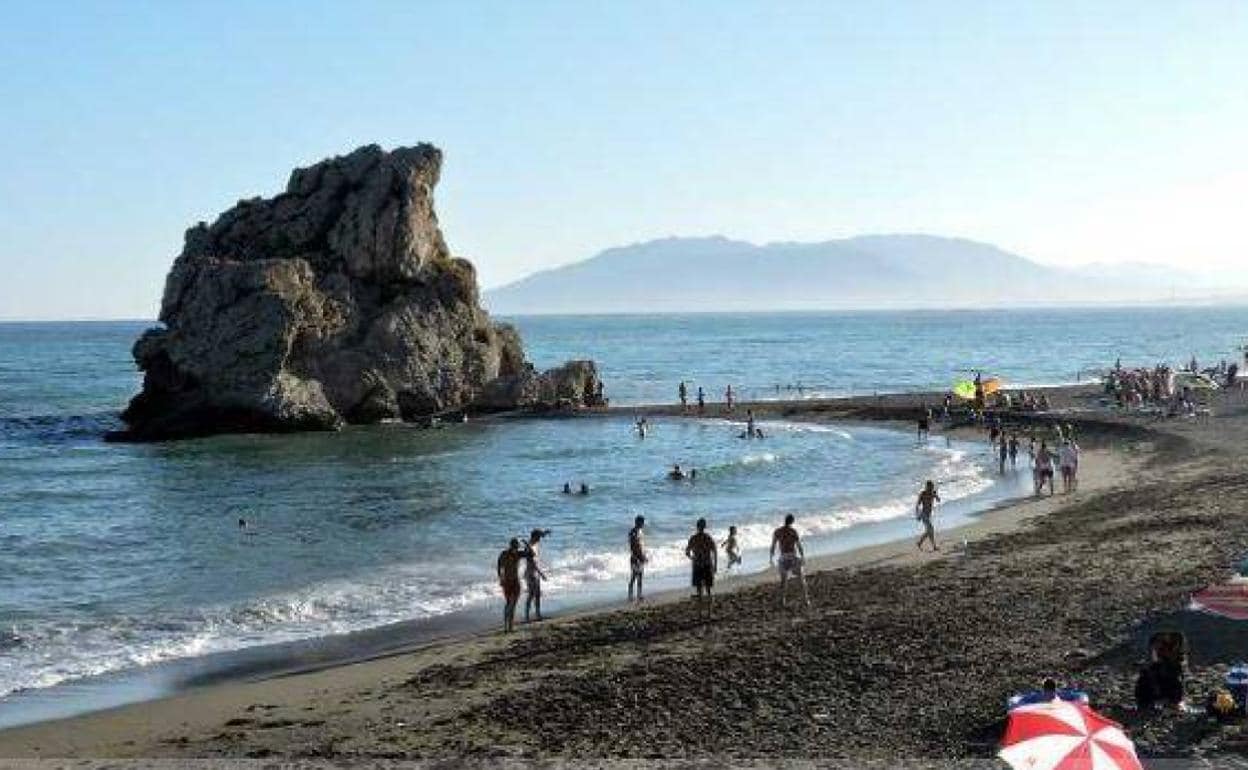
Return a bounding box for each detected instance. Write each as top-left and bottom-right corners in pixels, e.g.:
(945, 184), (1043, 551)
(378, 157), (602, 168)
(579, 483), (590, 495)
(562, 482), (572, 494)
(668, 464), (686, 481)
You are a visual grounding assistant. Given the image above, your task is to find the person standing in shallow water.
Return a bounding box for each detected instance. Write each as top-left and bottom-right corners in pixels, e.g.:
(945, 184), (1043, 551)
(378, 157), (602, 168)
(697, 386), (706, 414)
(770, 514), (812, 609)
(678, 381), (688, 411)
(627, 515), (647, 602)
(496, 539), (523, 633)
(523, 529), (549, 623)
(915, 480), (940, 551)
(685, 518), (718, 616)
(725, 384), (735, 413)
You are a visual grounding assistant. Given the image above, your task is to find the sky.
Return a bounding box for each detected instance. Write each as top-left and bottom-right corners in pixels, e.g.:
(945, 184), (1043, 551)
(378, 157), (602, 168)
(1, 1), (1246, 319)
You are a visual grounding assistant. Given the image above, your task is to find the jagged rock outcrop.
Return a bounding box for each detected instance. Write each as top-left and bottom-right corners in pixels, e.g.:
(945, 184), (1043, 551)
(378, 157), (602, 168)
(116, 144), (602, 441)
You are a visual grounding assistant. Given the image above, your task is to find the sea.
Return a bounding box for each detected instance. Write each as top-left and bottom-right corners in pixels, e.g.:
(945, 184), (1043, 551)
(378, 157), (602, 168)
(2, 306), (1246, 725)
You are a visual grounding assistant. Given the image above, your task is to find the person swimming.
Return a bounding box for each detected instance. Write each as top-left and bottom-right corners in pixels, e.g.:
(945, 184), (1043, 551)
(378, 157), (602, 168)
(562, 482), (572, 494)
(578, 483), (590, 495)
(668, 464), (686, 481)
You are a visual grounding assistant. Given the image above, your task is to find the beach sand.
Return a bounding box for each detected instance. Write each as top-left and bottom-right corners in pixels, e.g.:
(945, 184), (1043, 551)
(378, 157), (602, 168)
(6, 385), (1248, 762)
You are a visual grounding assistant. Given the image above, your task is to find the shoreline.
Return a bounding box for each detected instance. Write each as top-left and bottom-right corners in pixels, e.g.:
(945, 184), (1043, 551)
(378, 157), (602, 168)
(0, 404), (1026, 731)
(0, 388), (1161, 757)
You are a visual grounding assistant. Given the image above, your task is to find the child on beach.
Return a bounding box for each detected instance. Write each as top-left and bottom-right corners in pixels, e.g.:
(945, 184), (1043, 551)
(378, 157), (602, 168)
(723, 525), (742, 570)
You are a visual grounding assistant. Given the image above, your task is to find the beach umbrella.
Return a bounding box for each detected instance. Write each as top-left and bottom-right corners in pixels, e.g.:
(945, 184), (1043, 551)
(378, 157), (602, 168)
(1191, 582), (1248, 620)
(953, 380), (976, 400)
(983, 377), (1004, 395)
(999, 700), (1143, 770)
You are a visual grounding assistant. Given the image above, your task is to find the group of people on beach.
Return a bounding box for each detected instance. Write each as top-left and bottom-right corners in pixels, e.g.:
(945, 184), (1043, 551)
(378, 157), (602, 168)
(497, 511), (815, 631)
(626, 513), (811, 615)
(987, 418), (1081, 496)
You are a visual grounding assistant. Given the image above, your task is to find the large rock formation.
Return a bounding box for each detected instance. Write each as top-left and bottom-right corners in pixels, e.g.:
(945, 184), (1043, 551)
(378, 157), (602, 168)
(116, 144), (602, 441)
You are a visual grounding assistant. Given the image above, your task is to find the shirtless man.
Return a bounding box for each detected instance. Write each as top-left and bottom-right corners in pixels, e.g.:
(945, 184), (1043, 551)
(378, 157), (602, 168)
(915, 479), (941, 551)
(627, 515), (647, 602)
(523, 528), (549, 623)
(685, 518), (718, 616)
(769, 514), (811, 609)
(496, 538), (524, 633)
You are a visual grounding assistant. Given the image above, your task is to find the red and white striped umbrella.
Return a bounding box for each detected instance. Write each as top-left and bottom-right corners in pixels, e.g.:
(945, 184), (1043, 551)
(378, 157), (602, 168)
(1191, 582), (1248, 620)
(999, 700), (1143, 770)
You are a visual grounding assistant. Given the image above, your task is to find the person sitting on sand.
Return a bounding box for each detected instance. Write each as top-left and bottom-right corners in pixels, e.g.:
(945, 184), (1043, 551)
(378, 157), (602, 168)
(723, 525), (742, 570)
(497, 539), (524, 633)
(915, 480), (941, 552)
(1034, 441), (1056, 496)
(628, 515), (647, 602)
(770, 514), (811, 609)
(686, 518), (718, 616)
(668, 464), (686, 481)
(523, 529), (550, 623)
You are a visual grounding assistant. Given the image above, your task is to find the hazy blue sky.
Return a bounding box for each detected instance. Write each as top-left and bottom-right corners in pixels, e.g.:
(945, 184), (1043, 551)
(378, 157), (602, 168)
(2, 1), (1245, 319)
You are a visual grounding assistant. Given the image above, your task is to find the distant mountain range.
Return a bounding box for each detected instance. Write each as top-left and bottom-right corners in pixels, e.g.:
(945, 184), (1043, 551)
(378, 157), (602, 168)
(484, 234), (1232, 315)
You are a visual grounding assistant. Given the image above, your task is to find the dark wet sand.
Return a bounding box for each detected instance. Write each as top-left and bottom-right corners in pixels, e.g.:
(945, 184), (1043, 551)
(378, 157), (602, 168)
(7, 384), (1248, 764)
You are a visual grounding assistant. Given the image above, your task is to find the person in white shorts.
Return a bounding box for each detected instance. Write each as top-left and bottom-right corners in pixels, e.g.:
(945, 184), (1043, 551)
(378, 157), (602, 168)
(769, 514), (811, 609)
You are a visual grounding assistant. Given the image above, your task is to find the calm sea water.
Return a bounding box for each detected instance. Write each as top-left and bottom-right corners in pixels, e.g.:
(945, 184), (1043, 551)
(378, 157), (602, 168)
(1, 307), (1246, 703)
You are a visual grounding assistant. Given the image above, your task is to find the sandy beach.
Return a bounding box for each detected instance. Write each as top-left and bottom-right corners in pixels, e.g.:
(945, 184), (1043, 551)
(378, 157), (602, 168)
(5, 384), (1248, 763)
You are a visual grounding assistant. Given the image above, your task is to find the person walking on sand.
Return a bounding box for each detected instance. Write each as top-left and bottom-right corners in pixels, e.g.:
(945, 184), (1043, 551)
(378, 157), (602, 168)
(1059, 439), (1081, 493)
(915, 480), (941, 551)
(770, 514), (811, 609)
(725, 384), (735, 413)
(1035, 441), (1056, 496)
(523, 528), (550, 623)
(697, 386), (706, 414)
(678, 381), (688, 411)
(722, 525), (742, 570)
(686, 518), (718, 616)
(497, 538), (524, 633)
(627, 515), (647, 602)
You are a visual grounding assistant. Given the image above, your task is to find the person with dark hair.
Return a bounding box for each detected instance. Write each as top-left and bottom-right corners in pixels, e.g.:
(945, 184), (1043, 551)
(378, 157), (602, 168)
(916, 480), (941, 551)
(496, 539), (524, 633)
(685, 518), (717, 616)
(523, 529), (549, 623)
(770, 514), (811, 609)
(628, 515), (647, 602)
